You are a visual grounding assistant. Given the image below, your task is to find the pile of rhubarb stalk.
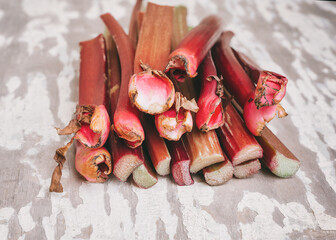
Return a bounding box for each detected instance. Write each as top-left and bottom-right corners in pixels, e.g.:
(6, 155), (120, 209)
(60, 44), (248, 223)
(50, 1), (300, 192)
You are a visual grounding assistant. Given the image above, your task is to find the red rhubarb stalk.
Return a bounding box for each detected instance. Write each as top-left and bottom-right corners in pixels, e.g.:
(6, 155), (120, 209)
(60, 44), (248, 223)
(105, 28), (145, 182)
(233, 159), (261, 179)
(167, 140), (194, 186)
(75, 141), (112, 182)
(132, 151), (158, 188)
(143, 115), (171, 176)
(196, 51), (225, 132)
(101, 13), (144, 148)
(129, 3), (175, 114)
(165, 15), (224, 82)
(174, 4), (224, 173)
(212, 31), (287, 136)
(227, 91), (300, 177)
(128, 0), (143, 49)
(203, 158), (233, 186)
(172, 6), (225, 173)
(216, 104), (263, 166)
(50, 34), (111, 192)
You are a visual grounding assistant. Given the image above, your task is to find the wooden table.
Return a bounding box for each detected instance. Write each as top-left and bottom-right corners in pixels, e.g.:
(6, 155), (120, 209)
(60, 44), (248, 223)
(1, 0), (336, 239)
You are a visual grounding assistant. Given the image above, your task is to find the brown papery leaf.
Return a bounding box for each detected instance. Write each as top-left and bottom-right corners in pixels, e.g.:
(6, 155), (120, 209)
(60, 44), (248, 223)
(49, 137), (74, 192)
(175, 92), (199, 114)
(55, 119), (81, 135)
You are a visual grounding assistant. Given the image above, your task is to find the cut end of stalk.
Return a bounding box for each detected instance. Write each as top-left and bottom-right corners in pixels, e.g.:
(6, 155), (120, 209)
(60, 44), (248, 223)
(203, 160), (233, 186)
(232, 145), (263, 166)
(190, 153), (224, 174)
(155, 108), (193, 141)
(129, 67), (175, 114)
(155, 157), (171, 176)
(74, 105), (110, 148)
(75, 144), (112, 183)
(264, 152), (300, 178)
(171, 160), (194, 186)
(133, 164), (158, 189)
(233, 159), (261, 179)
(165, 54), (197, 82)
(113, 154), (143, 182)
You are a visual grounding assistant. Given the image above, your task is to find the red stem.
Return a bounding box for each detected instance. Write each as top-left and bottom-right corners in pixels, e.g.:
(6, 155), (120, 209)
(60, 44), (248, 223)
(196, 51), (225, 131)
(165, 15), (223, 82)
(167, 140), (194, 186)
(128, 0), (143, 49)
(101, 13), (144, 148)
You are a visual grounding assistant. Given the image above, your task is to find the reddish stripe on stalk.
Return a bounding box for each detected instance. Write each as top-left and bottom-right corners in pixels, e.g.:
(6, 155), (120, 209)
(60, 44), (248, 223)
(203, 158), (233, 186)
(143, 115), (171, 176)
(233, 159), (261, 179)
(216, 104), (263, 166)
(165, 15), (223, 82)
(196, 51), (225, 132)
(167, 140), (194, 186)
(105, 28), (146, 182)
(212, 31), (288, 136)
(128, 0), (143, 49)
(101, 13), (144, 148)
(129, 3), (175, 114)
(75, 141), (112, 182)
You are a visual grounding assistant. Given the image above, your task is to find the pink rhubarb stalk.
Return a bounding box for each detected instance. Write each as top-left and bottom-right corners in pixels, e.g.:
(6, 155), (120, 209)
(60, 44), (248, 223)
(233, 159), (261, 179)
(143, 115), (171, 176)
(212, 31), (287, 136)
(75, 141), (112, 182)
(128, 0), (143, 49)
(167, 140), (194, 186)
(105, 28), (145, 182)
(101, 13), (144, 148)
(203, 158), (233, 186)
(196, 51), (225, 131)
(50, 34), (111, 192)
(129, 3), (175, 114)
(216, 104), (263, 166)
(165, 15), (223, 82)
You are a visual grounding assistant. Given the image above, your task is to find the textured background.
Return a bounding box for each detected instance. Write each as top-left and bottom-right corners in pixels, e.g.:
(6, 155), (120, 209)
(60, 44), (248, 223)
(0, 0), (336, 239)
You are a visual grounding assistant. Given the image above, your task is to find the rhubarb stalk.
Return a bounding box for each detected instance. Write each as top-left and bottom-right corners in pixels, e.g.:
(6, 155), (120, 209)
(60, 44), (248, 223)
(129, 3), (175, 114)
(165, 15), (224, 82)
(101, 13), (144, 148)
(167, 139), (194, 186)
(128, 0), (143, 49)
(143, 115), (171, 176)
(132, 150), (158, 188)
(216, 104), (263, 166)
(212, 31), (287, 136)
(105, 27), (145, 182)
(203, 158), (233, 186)
(172, 7), (225, 173)
(225, 88), (299, 178)
(50, 34), (111, 192)
(233, 159), (261, 179)
(196, 51), (225, 131)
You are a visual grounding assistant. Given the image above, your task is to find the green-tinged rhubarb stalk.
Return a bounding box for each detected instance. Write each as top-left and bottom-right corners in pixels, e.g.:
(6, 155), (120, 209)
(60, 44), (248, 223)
(132, 150), (158, 188)
(233, 159), (261, 179)
(203, 158), (233, 186)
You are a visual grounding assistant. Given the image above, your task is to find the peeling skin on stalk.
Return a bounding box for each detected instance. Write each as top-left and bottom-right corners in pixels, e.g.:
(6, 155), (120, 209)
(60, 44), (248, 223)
(165, 54), (198, 82)
(128, 63), (175, 114)
(155, 108), (193, 141)
(75, 142), (112, 182)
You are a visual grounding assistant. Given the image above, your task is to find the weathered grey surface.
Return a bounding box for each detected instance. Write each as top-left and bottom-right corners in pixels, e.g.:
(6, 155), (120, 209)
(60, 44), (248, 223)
(0, 0), (336, 239)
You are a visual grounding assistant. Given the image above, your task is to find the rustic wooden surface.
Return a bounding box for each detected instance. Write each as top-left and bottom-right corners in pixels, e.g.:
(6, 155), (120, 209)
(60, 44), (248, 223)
(1, 0), (336, 239)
